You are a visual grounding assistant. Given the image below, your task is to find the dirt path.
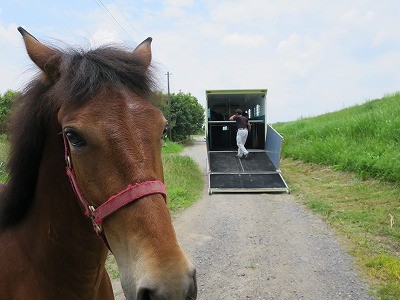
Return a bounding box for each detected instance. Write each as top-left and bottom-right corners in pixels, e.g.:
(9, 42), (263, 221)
(113, 137), (374, 299)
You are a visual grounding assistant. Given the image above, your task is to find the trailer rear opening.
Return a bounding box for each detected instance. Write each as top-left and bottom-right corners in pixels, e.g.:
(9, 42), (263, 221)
(205, 89), (289, 194)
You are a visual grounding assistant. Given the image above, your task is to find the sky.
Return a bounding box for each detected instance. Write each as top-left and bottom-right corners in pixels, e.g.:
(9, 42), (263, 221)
(0, 0), (399, 123)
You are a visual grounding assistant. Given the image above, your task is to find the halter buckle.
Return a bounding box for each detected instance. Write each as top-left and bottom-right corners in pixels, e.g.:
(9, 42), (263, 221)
(66, 155), (72, 169)
(88, 205), (103, 234)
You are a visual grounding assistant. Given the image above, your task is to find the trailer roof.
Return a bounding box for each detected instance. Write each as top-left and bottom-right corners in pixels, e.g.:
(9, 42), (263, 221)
(206, 89), (267, 107)
(206, 89), (267, 95)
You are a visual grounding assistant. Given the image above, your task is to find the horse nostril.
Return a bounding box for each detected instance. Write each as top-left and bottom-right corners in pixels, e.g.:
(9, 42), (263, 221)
(136, 268), (197, 300)
(137, 287), (156, 300)
(187, 268), (198, 300)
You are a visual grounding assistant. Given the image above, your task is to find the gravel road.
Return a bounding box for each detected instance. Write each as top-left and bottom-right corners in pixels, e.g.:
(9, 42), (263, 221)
(113, 137), (374, 300)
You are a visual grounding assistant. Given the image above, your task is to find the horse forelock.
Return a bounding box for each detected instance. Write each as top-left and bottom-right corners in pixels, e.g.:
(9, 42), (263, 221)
(0, 44), (157, 228)
(55, 45), (156, 108)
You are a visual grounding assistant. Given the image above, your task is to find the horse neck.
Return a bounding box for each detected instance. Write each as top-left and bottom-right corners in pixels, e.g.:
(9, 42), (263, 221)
(20, 118), (109, 290)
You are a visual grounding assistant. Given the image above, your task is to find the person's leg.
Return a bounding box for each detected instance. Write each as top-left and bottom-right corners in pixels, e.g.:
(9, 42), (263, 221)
(236, 131), (243, 157)
(237, 130), (248, 157)
(241, 130), (249, 156)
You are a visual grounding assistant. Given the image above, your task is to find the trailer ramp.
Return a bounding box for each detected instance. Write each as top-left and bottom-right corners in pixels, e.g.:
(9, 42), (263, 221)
(208, 151), (289, 193)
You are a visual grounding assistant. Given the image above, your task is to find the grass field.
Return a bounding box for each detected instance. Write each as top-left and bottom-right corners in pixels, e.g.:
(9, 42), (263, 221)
(0, 134), (9, 182)
(281, 159), (400, 299)
(274, 92), (400, 183)
(162, 139), (204, 212)
(275, 93), (400, 300)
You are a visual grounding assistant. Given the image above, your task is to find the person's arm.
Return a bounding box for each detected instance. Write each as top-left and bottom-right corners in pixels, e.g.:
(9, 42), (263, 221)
(229, 114), (236, 121)
(247, 121), (252, 133)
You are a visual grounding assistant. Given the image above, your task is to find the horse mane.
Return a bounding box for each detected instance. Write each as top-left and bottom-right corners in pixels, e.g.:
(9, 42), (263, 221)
(0, 44), (156, 228)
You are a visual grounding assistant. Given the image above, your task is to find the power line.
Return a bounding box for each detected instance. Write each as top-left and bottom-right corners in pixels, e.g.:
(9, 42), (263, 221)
(111, 0), (141, 39)
(94, 0), (136, 43)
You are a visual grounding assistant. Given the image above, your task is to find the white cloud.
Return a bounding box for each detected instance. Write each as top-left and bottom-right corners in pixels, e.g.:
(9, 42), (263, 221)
(84, 3), (133, 46)
(210, 0), (278, 24)
(162, 6), (186, 18)
(164, 0), (193, 6)
(372, 25), (400, 48)
(276, 33), (321, 77)
(222, 33), (266, 47)
(1, 0), (400, 123)
(0, 21), (20, 45)
(0, 21), (34, 93)
(277, 33), (302, 55)
(341, 9), (376, 26)
(198, 22), (226, 39)
(90, 29), (123, 46)
(159, 0), (194, 18)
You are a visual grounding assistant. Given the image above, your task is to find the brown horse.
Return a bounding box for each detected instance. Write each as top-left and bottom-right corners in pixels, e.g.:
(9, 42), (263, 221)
(0, 28), (197, 300)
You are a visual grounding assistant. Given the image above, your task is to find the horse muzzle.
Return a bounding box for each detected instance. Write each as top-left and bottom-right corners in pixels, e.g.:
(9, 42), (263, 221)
(136, 266), (197, 300)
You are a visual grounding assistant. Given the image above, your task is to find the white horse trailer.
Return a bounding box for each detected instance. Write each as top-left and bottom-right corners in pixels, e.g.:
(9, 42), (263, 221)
(205, 89), (289, 194)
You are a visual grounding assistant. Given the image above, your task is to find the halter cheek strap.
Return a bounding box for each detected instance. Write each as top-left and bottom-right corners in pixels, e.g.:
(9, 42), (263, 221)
(62, 134), (167, 251)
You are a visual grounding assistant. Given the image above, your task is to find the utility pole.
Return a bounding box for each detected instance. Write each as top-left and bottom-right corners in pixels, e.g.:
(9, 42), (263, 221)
(166, 71), (172, 140)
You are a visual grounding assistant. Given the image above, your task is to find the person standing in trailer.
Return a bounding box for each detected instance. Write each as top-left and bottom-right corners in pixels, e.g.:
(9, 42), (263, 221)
(230, 108), (250, 159)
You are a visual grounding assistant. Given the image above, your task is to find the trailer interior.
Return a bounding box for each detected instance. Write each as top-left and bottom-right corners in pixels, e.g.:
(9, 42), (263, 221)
(206, 89), (289, 194)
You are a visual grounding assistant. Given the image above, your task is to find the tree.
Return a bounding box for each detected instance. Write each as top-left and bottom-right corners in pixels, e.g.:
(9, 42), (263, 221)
(170, 91), (204, 142)
(153, 91), (170, 121)
(156, 91), (204, 142)
(0, 90), (20, 134)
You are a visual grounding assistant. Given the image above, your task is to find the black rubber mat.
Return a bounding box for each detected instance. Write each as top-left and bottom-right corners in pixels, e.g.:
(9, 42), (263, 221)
(209, 151), (276, 173)
(210, 173), (287, 189)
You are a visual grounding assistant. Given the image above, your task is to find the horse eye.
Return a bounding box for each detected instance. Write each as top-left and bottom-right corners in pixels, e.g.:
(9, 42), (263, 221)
(162, 125), (168, 138)
(65, 129), (86, 147)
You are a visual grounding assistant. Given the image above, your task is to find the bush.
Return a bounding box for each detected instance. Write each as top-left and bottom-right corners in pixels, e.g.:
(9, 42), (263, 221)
(0, 90), (20, 134)
(154, 91), (204, 142)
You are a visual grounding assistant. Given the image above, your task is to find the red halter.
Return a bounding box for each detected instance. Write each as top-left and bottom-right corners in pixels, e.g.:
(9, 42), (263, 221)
(62, 134), (167, 251)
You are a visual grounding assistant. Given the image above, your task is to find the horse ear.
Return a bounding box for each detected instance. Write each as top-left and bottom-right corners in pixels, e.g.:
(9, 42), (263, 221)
(18, 27), (60, 79)
(133, 37), (152, 69)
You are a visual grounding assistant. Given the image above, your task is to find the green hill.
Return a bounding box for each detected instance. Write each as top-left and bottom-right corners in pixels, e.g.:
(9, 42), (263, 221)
(274, 92), (400, 184)
(274, 92), (400, 299)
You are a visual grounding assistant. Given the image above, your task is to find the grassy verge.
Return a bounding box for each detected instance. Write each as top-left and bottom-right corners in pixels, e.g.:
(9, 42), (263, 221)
(274, 92), (400, 299)
(282, 158), (400, 300)
(105, 254), (120, 280)
(274, 92), (400, 183)
(162, 139), (204, 212)
(0, 134), (9, 182)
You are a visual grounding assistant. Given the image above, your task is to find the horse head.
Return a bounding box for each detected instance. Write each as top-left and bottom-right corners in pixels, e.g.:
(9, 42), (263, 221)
(18, 27), (197, 300)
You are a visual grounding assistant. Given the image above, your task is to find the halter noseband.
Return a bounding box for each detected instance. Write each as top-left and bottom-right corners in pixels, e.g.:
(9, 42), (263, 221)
(62, 134), (167, 251)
